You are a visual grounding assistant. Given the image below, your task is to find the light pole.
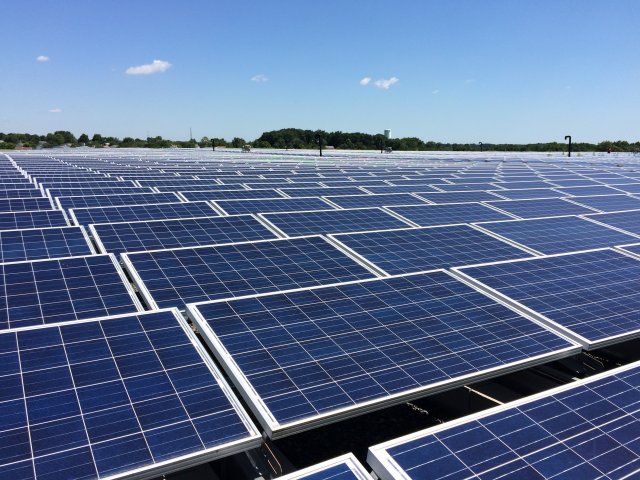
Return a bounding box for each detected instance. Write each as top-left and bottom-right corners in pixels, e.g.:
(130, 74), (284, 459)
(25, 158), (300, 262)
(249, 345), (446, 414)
(565, 135), (572, 157)
(316, 133), (323, 157)
(479, 142), (483, 152)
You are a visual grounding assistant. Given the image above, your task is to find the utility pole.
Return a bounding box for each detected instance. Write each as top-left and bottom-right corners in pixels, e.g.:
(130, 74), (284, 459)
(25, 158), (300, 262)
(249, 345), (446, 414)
(479, 142), (483, 152)
(565, 135), (572, 157)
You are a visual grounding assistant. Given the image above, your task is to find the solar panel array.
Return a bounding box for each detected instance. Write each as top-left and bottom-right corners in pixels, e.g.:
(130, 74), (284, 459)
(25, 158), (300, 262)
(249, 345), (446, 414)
(4, 149), (640, 478)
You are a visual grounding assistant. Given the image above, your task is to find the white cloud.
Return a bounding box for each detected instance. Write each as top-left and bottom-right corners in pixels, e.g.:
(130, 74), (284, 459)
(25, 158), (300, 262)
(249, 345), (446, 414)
(48, 108), (62, 113)
(36, 55), (49, 62)
(251, 74), (269, 82)
(432, 89), (440, 95)
(125, 59), (171, 75)
(565, 85), (572, 90)
(359, 77), (372, 86)
(373, 77), (399, 89)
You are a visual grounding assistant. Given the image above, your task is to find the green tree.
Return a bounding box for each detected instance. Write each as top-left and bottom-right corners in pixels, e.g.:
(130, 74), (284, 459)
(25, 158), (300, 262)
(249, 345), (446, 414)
(78, 133), (89, 144)
(231, 137), (246, 148)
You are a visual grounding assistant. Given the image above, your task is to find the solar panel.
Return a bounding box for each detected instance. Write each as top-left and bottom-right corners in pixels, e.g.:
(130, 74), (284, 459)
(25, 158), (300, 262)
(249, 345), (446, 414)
(90, 215), (278, 255)
(432, 183), (498, 192)
(0, 210), (68, 230)
(0, 254), (142, 331)
(56, 192), (182, 210)
(368, 360), (640, 480)
(0, 226), (94, 262)
(323, 193), (428, 209)
(122, 236), (377, 310)
(0, 309), (260, 480)
(69, 201), (219, 226)
(486, 198), (597, 219)
(179, 188), (284, 201)
(280, 187), (366, 197)
(566, 194), (640, 213)
(416, 191), (503, 204)
(585, 211), (640, 235)
(618, 243), (640, 257)
(557, 185), (624, 196)
(187, 270), (578, 438)
(362, 185), (440, 194)
(490, 188), (562, 200)
(387, 203), (512, 227)
(279, 454), (373, 480)
(331, 225), (532, 275)
(614, 183), (640, 194)
(0, 189), (45, 199)
(0, 197), (53, 213)
(46, 186), (154, 198)
(475, 216), (638, 255)
(454, 248), (640, 348)
(260, 208), (411, 236)
(213, 197), (334, 215)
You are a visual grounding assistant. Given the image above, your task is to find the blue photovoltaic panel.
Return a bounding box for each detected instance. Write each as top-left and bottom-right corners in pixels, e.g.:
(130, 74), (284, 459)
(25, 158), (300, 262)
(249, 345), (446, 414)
(486, 198), (597, 219)
(188, 270), (577, 437)
(362, 185), (440, 194)
(180, 189), (284, 201)
(0, 210), (68, 230)
(431, 183), (498, 192)
(387, 203), (512, 227)
(619, 243), (640, 256)
(213, 197), (334, 215)
(614, 183), (640, 194)
(0, 254), (141, 331)
(324, 194), (428, 209)
(416, 191), (503, 204)
(280, 187), (366, 198)
(476, 216), (638, 254)
(492, 181), (552, 189)
(567, 194), (640, 213)
(0, 189), (45, 199)
(123, 236), (375, 310)
(261, 208), (410, 236)
(586, 211), (640, 235)
(0, 226), (93, 262)
(548, 179), (603, 187)
(0, 197), (53, 213)
(368, 361), (640, 480)
(490, 188), (562, 200)
(0, 309), (260, 480)
(557, 185), (624, 196)
(332, 225), (532, 275)
(56, 192), (181, 210)
(47, 186), (154, 198)
(91, 215), (278, 255)
(70, 201), (219, 226)
(457, 249), (640, 347)
(280, 454), (372, 480)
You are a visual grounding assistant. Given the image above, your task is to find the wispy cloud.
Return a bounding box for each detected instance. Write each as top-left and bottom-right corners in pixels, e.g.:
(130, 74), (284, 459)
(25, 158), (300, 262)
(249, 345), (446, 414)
(125, 59), (171, 75)
(565, 85), (572, 90)
(251, 74), (269, 82)
(36, 55), (49, 62)
(373, 77), (399, 89)
(359, 77), (372, 86)
(465, 78), (476, 84)
(48, 108), (62, 113)
(432, 89), (440, 95)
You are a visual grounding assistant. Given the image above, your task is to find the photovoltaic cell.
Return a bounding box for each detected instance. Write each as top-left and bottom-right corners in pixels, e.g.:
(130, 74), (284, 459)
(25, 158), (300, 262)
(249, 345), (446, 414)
(0, 210), (68, 230)
(476, 216), (638, 254)
(213, 197), (334, 215)
(0, 309), (260, 480)
(619, 243), (640, 257)
(180, 189), (284, 201)
(0, 189), (45, 199)
(416, 191), (502, 204)
(261, 208), (410, 236)
(0, 197), (53, 213)
(362, 185), (440, 194)
(90, 215), (278, 255)
(69, 201), (219, 226)
(557, 185), (624, 196)
(188, 270), (578, 438)
(324, 194), (428, 209)
(0, 254), (141, 331)
(331, 225), (532, 275)
(368, 360), (640, 480)
(455, 249), (640, 348)
(123, 236), (376, 310)
(387, 203), (512, 227)
(0, 226), (93, 263)
(280, 187), (366, 198)
(279, 454), (372, 480)
(566, 194), (640, 213)
(56, 192), (181, 210)
(585, 211), (640, 235)
(490, 188), (562, 200)
(486, 198), (597, 219)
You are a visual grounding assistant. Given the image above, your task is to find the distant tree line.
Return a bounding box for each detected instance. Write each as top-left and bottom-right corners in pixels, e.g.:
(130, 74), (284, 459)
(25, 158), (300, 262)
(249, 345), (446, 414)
(1, 129), (639, 152)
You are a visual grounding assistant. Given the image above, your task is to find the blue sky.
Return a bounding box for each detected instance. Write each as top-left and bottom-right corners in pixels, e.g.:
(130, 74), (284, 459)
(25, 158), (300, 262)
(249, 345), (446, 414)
(2, 0), (639, 143)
